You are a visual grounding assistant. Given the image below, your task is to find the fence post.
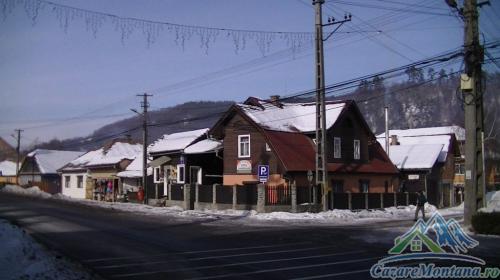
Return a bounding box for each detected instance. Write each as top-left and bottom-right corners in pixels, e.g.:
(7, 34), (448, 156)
(212, 184), (217, 210)
(380, 193), (384, 209)
(232, 184), (237, 210)
(194, 183), (199, 210)
(313, 185), (318, 204)
(406, 192), (409, 206)
(168, 183), (172, 201)
(348, 192), (352, 210)
(257, 183), (265, 213)
(394, 192), (398, 207)
(183, 184), (191, 210)
(365, 192), (369, 210)
(291, 181), (297, 213)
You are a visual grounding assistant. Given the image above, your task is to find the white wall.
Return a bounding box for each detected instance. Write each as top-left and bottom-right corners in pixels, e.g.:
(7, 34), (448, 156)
(61, 173), (87, 199)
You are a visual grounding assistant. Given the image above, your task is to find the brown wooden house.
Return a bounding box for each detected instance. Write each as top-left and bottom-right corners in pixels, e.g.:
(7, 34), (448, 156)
(210, 97), (398, 209)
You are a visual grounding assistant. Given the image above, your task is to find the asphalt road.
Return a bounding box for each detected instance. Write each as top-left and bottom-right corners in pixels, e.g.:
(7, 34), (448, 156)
(0, 193), (498, 280)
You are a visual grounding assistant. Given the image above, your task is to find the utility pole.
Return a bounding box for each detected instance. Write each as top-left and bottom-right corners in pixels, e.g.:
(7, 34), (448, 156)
(14, 129), (23, 182)
(461, 0), (485, 226)
(384, 107), (390, 155)
(137, 93), (152, 205)
(313, 0), (351, 211)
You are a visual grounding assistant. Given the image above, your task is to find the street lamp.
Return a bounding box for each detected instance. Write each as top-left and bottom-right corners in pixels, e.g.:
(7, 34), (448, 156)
(307, 170), (313, 212)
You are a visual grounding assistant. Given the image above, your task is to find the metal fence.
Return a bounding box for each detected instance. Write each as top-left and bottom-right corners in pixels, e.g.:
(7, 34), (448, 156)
(266, 184), (291, 205)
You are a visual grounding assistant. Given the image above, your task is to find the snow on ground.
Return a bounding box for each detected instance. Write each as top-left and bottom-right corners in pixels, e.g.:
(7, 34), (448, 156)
(479, 191), (500, 213)
(0, 219), (92, 280)
(0, 185), (464, 226)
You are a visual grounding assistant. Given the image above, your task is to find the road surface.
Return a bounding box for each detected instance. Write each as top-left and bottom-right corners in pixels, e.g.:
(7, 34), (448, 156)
(0, 193), (498, 280)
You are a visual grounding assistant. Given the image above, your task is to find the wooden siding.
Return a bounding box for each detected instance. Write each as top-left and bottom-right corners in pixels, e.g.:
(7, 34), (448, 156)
(223, 113), (283, 177)
(327, 109), (370, 164)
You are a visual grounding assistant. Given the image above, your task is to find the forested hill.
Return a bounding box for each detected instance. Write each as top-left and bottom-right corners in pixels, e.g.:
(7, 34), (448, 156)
(30, 70), (499, 152)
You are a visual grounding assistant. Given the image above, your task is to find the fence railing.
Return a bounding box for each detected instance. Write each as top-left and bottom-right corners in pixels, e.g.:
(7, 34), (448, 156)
(216, 185), (233, 204)
(237, 184), (257, 205)
(265, 184), (291, 205)
(198, 184), (213, 203)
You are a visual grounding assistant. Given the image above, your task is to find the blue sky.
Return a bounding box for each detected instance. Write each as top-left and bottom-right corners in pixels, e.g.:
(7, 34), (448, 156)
(0, 0), (499, 148)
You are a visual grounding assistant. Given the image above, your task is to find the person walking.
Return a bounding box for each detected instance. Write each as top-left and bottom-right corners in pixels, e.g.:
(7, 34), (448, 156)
(414, 190), (427, 221)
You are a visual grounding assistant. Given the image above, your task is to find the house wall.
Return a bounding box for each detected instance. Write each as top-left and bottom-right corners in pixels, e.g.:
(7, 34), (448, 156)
(291, 172), (396, 193)
(327, 109), (370, 163)
(61, 172), (88, 199)
(222, 113), (283, 185)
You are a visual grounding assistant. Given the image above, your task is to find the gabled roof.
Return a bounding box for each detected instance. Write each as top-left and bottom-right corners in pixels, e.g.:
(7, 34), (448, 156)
(184, 139), (222, 154)
(60, 141), (142, 171)
(237, 98), (346, 133)
(149, 128), (209, 154)
(25, 149), (84, 174)
(264, 130), (398, 174)
(116, 156), (152, 178)
(376, 126), (465, 142)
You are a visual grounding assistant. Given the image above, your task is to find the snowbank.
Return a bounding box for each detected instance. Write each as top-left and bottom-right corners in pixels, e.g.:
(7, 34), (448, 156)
(479, 191), (500, 213)
(0, 219), (92, 280)
(1, 185), (464, 225)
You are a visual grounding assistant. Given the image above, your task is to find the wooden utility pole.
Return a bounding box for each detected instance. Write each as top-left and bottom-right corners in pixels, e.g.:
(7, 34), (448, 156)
(313, 0), (351, 211)
(14, 129), (23, 181)
(137, 93), (152, 205)
(462, 0), (485, 226)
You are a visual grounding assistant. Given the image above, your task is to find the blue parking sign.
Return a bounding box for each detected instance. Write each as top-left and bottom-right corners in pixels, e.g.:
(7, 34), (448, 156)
(258, 165), (269, 183)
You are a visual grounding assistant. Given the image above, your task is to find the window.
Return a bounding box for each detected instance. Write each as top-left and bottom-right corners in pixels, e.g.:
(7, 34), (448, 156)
(77, 176), (83, 189)
(154, 166), (164, 183)
(359, 180), (370, 193)
(455, 163), (465, 175)
(177, 164), (185, 183)
(411, 240), (422, 252)
(190, 166), (202, 184)
(334, 137), (341, 159)
(238, 135), (250, 158)
(353, 139), (360, 160)
(64, 176), (70, 188)
(332, 180), (344, 193)
(265, 143), (271, 152)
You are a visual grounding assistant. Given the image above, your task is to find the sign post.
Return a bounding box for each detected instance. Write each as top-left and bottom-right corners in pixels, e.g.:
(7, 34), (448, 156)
(258, 165), (269, 183)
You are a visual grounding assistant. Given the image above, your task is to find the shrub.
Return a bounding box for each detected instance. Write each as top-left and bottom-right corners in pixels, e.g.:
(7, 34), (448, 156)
(471, 212), (500, 235)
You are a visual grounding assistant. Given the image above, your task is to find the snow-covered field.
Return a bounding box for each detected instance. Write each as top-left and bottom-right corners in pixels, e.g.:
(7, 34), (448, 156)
(0, 184), (465, 226)
(0, 219), (93, 280)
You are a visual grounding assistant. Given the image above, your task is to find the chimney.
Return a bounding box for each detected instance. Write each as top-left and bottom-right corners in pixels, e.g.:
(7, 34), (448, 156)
(269, 95), (282, 108)
(390, 135), (399, 146)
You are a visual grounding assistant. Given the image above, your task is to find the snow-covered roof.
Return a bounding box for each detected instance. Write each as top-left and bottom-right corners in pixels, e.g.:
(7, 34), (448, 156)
(184, 139), (222, 154)
(116, 156), (152, 178)
(386, 144), (444, 170)
(149, 128), (209, 154)
(61, 142), (142, 171)
(85, 142), (142, 167)
(27, 149), (84, 174)
(377, 134), (452, 163)
(238, 101), (346, 133)
(0, 160), (17, 176)
(376, 126), (465, 141)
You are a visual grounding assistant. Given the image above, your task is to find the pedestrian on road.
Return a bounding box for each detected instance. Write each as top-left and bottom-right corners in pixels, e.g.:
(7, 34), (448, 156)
(414, 190), (427, 221)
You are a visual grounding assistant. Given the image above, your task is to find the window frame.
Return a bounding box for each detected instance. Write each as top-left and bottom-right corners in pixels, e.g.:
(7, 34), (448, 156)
(65, 176), (70, 188)
(177, 164), (185, 184)
(153, 166), (164, 183)
(77, 175), (83, 189)
(359, 179), (370, 193)
(334, 137), (341, 159)
(353, 139), (361, 160)
(238, 134), (251, 158)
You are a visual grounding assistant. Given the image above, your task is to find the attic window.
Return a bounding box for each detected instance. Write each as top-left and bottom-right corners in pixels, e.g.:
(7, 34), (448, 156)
(238, 135), (250, 158)
(354, 139), (360, 160)
(334, 137), (341, 159)
(265, 143), (271, 152)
